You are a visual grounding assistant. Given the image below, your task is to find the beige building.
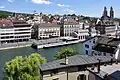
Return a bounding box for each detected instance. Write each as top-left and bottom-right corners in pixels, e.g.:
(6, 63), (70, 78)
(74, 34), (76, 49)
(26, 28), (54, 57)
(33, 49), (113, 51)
(33, 23), (61, 39)
(61, 18), (85, 37)
(40, 55), (113, 80)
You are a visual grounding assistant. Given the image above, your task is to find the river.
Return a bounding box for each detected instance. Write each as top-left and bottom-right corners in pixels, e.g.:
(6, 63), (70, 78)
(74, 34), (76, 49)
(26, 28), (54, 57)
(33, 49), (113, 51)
(0, 43), (83, 79)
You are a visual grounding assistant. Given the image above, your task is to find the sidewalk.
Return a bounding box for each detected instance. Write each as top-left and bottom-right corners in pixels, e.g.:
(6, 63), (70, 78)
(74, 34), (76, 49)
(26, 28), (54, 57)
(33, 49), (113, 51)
(0, 41), (33, 50)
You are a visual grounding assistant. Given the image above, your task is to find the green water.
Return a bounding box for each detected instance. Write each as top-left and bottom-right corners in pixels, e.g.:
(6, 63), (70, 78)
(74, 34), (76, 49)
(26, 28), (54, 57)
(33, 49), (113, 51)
(0, 43), (83, 79)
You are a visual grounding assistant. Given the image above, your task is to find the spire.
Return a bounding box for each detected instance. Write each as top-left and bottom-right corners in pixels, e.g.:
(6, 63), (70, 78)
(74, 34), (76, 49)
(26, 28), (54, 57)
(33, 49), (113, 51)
(110, 6), (114, 19)
(104, 6), (107, 11)
(103, 6), (108, 17)
(110, 6), (113, 11)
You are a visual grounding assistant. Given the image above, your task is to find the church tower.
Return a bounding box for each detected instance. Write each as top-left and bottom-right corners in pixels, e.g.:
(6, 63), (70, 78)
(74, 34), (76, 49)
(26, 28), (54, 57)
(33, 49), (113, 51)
(110, 7), (114, 20)
(103, 7), (108, 17)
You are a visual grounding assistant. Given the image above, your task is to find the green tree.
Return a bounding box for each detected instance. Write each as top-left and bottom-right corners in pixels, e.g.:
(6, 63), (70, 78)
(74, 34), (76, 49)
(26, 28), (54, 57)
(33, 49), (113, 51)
(4, 53), (46, 80)
(0, 13), (9, 18)
(55, 48), (77, 60)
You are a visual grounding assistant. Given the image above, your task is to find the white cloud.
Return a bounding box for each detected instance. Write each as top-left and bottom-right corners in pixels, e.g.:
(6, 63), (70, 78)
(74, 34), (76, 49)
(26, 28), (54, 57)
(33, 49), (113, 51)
(31, 0), (52, 4)
(57, 4), (70, 7)
(0, 6), (5, 9)
(64, 8), (75, 13)
(55, 8), (76, 15)
(8, 0), (13, 2)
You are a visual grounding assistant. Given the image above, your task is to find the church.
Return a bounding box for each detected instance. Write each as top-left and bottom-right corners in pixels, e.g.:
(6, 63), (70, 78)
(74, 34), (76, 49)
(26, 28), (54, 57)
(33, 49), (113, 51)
(101, 6), (114, 21)
(96, 7), (114, 25)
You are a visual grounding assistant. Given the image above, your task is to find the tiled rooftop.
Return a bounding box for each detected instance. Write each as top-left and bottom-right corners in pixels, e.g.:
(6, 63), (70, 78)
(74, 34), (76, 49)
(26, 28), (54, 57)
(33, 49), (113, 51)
(89, 63), (120, 80)
(93, 36), (120, 53)
(0, 19), (30, 28)
(0, 19), (14, 27)
(40, 55), (113, 71)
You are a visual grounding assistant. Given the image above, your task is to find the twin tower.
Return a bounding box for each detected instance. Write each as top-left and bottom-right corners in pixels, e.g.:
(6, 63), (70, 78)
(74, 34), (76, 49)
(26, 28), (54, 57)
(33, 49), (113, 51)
(102, 7), (114, 20)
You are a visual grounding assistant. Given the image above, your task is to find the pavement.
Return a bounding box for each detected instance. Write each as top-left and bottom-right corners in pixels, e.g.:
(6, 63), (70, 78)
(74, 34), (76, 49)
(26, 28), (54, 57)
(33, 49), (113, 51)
(34, 37), (63, 45)
(0, 41), (33, 50)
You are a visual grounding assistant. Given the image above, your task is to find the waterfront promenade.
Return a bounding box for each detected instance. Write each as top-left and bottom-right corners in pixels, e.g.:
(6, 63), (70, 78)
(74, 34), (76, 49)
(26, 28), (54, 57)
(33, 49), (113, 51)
(0, 41), (32, 50)
(33, 37), (82, 49)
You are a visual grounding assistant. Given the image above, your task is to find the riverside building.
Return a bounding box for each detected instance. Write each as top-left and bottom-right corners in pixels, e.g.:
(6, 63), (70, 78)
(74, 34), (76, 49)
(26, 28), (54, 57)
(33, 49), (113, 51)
(32, 23), (61, 39)
(61, 18), (84, 37)
(60, 18), (93, 41)
(0, 19), (31, 44)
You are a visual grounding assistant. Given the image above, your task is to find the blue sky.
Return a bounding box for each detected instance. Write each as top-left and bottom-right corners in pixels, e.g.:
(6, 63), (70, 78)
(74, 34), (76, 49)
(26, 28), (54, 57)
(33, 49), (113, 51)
(0, 0), (120, 17)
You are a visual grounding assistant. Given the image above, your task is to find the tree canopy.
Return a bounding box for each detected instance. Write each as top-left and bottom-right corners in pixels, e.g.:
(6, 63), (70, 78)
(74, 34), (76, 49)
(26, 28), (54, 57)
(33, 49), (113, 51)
(0, 13), (9, 18)
(54, 48), (77, 60)
(4, 53), (46, 80)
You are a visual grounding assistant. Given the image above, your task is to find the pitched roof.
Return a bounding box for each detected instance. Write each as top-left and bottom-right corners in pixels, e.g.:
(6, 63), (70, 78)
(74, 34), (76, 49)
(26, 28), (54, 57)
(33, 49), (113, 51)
(40, 55), (113, 71)
(0, 19), (14, 27)
(64, 18), (79, 25)
(94, 44), (117, 53)
(93, 36), (120, 53)
(88, 63), (120, 80)
(96, 36), (120, 47)
(0, 19), (30, 28)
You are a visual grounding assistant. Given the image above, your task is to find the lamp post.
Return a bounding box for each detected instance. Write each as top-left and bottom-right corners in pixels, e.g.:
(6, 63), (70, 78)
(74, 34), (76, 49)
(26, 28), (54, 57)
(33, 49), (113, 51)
(65, 56), (69, 80)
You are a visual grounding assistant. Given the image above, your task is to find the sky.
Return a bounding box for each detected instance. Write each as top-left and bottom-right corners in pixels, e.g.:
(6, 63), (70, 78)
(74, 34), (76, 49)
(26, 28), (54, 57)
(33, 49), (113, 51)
(0, 0), (120, 17)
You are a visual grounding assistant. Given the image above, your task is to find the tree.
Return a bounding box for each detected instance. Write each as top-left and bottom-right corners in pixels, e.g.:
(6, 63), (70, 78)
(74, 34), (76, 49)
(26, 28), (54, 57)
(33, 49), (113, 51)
(0, 13), (9, 18)
(4, 53), (46, 80)
(54, 48), (77, 60)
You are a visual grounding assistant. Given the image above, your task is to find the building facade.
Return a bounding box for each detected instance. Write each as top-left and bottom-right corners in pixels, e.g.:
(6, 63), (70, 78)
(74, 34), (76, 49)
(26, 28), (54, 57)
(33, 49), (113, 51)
(81, 36), (98, 56)
(0, 19), (31, 44)
(33, 23), (61, 39)
(61, 18), (84, 37)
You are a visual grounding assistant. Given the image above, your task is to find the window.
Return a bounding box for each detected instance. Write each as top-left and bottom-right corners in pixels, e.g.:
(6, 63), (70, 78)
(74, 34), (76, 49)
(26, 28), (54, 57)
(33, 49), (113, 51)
(93, 39), (95, 44)
(50, 69), (58, 76)
(86, 50), (88, 55)
(85, 44), (89, 48)
(53, 78), (59, 80)
(103, 52), (106, 56)
(98, 52), (102, 56)
(77, 74), (86, 80)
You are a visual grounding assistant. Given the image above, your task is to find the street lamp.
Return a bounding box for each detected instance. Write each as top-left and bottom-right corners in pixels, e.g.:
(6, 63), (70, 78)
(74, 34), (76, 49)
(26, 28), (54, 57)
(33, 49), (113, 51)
(65, 56), (69, 80)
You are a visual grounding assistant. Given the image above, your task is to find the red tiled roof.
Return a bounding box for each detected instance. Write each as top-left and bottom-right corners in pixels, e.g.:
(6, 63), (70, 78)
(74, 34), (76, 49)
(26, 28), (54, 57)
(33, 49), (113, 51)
(0, 19), (30, 28)
(12, 19), (26, 24)
(0, 19), (14, 27)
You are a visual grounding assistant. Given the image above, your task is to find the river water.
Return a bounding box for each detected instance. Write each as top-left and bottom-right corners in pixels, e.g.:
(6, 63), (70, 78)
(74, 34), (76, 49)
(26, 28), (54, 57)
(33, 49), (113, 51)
(0, 43), (83, 79)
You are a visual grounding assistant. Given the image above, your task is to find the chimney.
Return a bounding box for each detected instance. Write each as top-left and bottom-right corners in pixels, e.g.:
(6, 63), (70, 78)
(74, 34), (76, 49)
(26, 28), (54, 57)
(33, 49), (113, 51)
(97, 58), (101, 73)
(110, 58), (113, 65)
(115, 60), (118, 64)
(65, 57), (68, 65)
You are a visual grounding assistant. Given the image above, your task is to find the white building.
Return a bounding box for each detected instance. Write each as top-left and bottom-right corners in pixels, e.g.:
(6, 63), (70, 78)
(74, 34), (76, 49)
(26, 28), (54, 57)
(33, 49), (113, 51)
(61, 18), (97, 41)
(72, 22), (90, 41)
(61, 18), (82, 36)
(0, 19), (31, 44)
(79, 36), (98, 55)
(33, 23), (61, 39)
